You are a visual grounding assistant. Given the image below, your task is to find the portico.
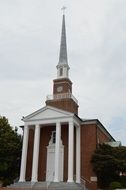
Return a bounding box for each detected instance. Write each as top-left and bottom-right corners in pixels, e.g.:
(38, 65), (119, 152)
(19, 106), (81, 184)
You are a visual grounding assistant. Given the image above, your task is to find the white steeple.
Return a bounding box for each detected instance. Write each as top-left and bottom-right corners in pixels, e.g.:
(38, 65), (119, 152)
(57, 10), (70, 79)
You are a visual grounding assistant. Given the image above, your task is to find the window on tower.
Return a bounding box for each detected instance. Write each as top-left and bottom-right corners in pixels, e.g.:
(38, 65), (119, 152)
(60, 68), (63, 76)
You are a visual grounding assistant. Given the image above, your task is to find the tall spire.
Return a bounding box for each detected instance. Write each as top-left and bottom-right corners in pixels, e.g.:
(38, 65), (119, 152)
(57, 9), (70, 79)
(59, 14), (68, 65)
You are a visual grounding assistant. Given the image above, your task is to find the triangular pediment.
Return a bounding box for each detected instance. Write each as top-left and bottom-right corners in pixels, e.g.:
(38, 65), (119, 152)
(23, 106), (74, 122)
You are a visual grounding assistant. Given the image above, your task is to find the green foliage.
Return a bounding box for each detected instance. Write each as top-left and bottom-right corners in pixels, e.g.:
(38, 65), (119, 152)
(110, 181), (122, 190)
(91, 144), (126, 189)
(0, 116), (22, 186)
(119, 176), (126, 188)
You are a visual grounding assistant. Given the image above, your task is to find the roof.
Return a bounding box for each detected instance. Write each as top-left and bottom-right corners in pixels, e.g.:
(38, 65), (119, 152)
(81, 118), (115, 141)
(20, 106), (115, 142)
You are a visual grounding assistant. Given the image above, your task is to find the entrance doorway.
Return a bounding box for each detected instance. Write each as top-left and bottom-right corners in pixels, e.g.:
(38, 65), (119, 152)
(46, 131), (64, 182)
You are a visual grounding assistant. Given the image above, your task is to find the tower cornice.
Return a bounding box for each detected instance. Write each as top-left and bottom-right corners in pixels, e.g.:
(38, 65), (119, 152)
(53, 78), (72, 85)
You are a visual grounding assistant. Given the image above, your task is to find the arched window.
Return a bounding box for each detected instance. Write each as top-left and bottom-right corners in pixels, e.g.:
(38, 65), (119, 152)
(60, 68), (63, 76)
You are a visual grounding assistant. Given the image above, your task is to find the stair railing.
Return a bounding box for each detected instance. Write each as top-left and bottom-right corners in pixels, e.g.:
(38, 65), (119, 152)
(81, 176), (91, 190)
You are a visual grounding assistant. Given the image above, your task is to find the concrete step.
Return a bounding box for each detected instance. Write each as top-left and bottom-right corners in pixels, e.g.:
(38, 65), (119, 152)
(7, 182), (85, 190)
(32, 182), (48, 189)
(48, 182), (84, 190)
(8, 182), (34, 188)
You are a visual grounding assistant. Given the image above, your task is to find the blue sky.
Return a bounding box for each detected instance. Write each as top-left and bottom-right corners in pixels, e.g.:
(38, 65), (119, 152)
(0, 0), (126, 145)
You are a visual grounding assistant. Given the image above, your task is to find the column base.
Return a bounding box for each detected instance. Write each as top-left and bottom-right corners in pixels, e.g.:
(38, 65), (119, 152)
(53, 178), (60, 182)
(76, 180), (81, 184)
(18, 179), (25, 182)
(67, 179), (74, 183)
(31, 179), (38, 183)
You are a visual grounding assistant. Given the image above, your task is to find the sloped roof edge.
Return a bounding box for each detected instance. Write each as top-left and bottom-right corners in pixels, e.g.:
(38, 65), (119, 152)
(81, 118), (115, 141)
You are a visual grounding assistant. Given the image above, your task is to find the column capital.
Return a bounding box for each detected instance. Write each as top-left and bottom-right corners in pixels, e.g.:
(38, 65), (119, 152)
(68, 120), (74, 125)
(56, 121), (61, 126)
(23, 124), (29, 131)
(35, 124), (40, 127)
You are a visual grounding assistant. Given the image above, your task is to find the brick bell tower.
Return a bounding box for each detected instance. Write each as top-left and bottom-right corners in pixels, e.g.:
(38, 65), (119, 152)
(46, 13), (78, 115)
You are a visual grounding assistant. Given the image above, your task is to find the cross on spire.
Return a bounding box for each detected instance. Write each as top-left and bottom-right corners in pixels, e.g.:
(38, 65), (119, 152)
(61, 6), (67, 15)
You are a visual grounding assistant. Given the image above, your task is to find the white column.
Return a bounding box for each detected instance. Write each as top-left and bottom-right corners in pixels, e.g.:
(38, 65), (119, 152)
(19, 125), (29, 182)
(54, 122), (61, 182)
(68, 121), (74, 182)
(31, 124), (40, 182)
(76, 126), (81, 183)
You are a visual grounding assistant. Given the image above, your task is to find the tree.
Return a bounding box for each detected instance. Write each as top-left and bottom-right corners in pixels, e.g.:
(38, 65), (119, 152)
(91, 144), (126, 189)
(0, 116), (22, 186)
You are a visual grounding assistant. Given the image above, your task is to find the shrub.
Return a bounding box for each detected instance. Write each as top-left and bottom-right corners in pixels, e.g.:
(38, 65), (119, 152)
(110, 181), (122, 189)
(119, 176), (126, 188)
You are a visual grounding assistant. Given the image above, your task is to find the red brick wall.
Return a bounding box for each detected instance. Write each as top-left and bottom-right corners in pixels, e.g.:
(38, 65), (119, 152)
(97, 126), (110, 144)
(81, 123), (111, 190)
(46, 99), (78, 115)
(26, 129), (34, 181)
(53, 78), (72, 94)
(81, 124), (97, 179)
(61, 125), (68, 181)
(46, 77), (78, 114)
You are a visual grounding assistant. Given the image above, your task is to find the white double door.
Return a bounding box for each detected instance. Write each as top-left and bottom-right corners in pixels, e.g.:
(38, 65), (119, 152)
(46, 143), (64, 182)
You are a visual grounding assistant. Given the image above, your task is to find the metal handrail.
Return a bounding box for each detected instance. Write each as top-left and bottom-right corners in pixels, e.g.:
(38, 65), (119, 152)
(81, 176), (91, 184)
(81, 176), (91, 190)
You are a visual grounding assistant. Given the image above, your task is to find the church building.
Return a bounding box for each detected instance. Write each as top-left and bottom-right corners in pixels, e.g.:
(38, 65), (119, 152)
(15, 12), (115, 190)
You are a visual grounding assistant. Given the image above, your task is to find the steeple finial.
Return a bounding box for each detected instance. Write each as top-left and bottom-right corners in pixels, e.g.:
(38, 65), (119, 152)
(61, 6), (67, 15)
